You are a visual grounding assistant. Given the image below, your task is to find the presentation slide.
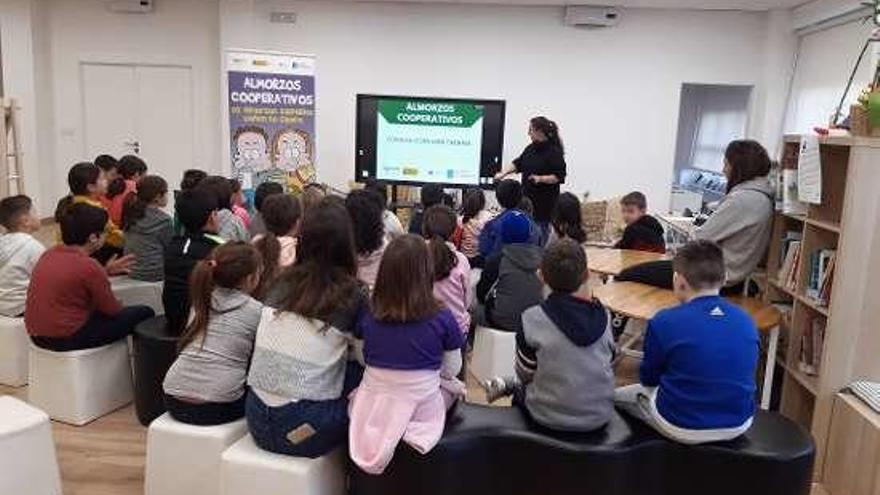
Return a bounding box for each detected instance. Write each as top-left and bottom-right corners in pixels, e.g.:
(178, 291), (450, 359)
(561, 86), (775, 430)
(375, 98), (484, 185)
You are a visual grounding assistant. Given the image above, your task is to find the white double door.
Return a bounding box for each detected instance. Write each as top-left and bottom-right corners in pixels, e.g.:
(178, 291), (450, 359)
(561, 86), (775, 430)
(81, 62), (195, 193)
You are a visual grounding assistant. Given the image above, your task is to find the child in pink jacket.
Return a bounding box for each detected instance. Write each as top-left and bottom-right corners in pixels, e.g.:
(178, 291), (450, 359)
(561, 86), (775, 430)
(423, 205), (472, 335)
(348, 234), (465, 475)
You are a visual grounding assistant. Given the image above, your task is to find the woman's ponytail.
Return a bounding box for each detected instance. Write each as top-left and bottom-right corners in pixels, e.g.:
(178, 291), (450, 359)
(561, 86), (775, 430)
(422, 205), (459, 281)
(530, 116), (564, 153)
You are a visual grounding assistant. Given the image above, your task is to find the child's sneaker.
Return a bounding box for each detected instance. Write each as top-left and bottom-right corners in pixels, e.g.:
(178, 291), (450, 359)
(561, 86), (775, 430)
(481, 377), (512, 403)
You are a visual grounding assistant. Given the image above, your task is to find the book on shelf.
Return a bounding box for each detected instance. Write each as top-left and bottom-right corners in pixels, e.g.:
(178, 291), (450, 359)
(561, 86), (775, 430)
(798, 316), (826, 377)
(782, 169), (808, 216)
(806, 248), (836, 306)
(777, 240), (802, 291)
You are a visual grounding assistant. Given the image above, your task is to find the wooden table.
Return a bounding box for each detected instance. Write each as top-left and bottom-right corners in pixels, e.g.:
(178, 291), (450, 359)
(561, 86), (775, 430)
(593, 281), (782, 409)
(585, 248), (669, 277)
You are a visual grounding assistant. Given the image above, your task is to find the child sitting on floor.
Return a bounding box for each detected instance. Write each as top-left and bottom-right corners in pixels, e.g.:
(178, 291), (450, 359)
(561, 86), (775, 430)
(26, 203), (154, 351)
(423, 205), (472, 336)
(614, 240), (758, 444)
(122, 175), (173, 282)
(0, 195), (45, 317)
(348, 234), (465, 475)
(345, 189), (387, 291)
(56, 162), (125, 264)
(252, 194), (301, 298)
(614, 191), (665, 253)
(163, 188), (224, 335)
(247, 197), (367, 458)
(248, 181), (283, 238)
(482, 239), (615, 432)
(163, 242), (263, 425)
(476, 210), (543, 333)
(547, 192), (587, 246)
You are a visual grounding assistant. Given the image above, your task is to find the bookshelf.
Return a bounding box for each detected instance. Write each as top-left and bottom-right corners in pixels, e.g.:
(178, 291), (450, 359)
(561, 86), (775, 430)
(765, 134), (880, 482)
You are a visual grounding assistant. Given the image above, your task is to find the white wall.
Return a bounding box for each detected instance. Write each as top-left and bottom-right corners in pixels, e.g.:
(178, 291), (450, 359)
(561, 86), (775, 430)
(0, 0), (50, 213)
(785, 18), (877, 134)
(220, 0), (789, 211)
(38, 0), (222, 213)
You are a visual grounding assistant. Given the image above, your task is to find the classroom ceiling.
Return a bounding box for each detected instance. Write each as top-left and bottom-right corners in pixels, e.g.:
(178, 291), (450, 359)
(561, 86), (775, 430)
(345, 0), (808, 11)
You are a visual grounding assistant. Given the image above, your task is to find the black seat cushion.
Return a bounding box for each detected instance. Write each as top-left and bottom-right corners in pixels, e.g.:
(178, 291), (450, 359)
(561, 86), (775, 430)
(350, 403), (814, 495)
(132, 316), (179, 425)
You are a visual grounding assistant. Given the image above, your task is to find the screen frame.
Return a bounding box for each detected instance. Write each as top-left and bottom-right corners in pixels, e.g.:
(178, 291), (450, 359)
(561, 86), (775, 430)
(355, 93), (506, 190)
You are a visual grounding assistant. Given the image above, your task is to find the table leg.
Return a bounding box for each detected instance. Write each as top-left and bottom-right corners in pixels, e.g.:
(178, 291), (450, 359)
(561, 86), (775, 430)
(761, 326), (780, 410)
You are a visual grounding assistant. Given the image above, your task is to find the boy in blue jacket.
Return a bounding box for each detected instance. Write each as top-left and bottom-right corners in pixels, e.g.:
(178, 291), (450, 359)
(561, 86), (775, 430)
(614, 240), (758, 444)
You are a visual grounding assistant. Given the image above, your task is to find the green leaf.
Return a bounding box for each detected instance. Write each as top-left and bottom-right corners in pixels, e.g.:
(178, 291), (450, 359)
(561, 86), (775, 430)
(869, 92), (880, 127)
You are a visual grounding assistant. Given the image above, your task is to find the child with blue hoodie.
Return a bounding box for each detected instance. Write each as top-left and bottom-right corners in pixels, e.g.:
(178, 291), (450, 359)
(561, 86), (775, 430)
(483, 238), (615, 432)
(614, 240), (758, 444)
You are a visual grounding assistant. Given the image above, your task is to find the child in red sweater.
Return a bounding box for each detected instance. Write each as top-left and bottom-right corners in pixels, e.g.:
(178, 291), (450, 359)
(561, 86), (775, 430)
(26, 203), (154, 351)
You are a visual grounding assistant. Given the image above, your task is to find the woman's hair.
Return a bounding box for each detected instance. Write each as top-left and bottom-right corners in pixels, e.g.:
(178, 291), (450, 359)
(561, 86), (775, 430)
(530, 116), (564, 152)
(275, 197), (361, 321)
(253, 194), (302, 298)
(118, 155), (147, 180)
(181, 169), (208, 191)
(422, 205), (459, 281)
(122, 175), (168, 230)
(724, 140), (771, 193)
(551, 192), (586, 244)
(345, 189), (385, 255)
(461, 188), (485, 225)
(179, 242), (263, 350)
(195, 176), (234, 210)
(68, 162), (101, 196)
(372, 234), (443, 323)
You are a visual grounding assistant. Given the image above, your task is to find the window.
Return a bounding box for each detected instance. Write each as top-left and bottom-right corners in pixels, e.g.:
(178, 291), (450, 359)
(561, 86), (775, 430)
(673, 84), (752, 201)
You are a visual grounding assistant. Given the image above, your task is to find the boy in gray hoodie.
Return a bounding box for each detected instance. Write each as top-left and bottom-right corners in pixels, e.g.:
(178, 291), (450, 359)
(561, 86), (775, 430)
(483, 238), (616, 432)
(475, 210), (543, 332)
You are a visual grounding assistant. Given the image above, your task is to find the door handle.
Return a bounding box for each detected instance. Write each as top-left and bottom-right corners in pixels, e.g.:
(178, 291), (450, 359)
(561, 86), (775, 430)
(124, 140), (141, 154)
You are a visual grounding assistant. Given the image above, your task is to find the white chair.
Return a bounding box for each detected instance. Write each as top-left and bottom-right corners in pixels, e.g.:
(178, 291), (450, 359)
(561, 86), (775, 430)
(469, 325), (516, 383)
(28, 339), (133, 425)
(0, 315), (29, 386)
(220, 435), (346, 495)
(0, 396), (62, 495)
(111, 276), (164, 315)
(145, 413), (248, 495)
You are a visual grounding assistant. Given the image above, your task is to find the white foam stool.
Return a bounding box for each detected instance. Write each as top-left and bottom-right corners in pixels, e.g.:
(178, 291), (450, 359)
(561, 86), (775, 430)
(468, 268), (482, 308)
(469, 325), (516, 383)
(0, 396), (62, 495)
(111, 276), (164, 315)
(145, 413), (248, 495)
(29, 339), (134, 425)
(0, 315), (29, 386)
(220, 435), (346, 495)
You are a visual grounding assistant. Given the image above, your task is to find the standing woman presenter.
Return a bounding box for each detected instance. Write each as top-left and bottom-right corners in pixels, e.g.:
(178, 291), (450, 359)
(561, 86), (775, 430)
(495, 116), (567, 242)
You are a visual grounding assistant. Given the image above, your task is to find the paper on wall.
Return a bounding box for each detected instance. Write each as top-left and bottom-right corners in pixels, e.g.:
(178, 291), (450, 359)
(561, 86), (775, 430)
(797, 135), (822, 205)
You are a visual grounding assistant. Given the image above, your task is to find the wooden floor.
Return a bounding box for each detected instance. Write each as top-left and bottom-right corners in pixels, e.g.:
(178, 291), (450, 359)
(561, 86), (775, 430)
(0, 375), (830, 495)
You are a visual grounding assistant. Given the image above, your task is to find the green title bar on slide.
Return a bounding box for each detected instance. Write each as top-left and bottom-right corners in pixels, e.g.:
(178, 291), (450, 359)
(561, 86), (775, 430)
(378, 100), (483, 128)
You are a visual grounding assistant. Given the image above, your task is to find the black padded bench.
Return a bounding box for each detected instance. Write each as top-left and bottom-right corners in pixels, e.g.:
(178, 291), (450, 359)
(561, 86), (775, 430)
(350, 403), (814, 495)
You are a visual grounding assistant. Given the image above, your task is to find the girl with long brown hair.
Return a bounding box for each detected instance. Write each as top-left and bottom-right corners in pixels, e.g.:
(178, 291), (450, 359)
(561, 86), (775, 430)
(348, 234), (465, 475)
(246, 196), (368, 459)
(162, 242), (263, 425)
(122, 175), (173, 282)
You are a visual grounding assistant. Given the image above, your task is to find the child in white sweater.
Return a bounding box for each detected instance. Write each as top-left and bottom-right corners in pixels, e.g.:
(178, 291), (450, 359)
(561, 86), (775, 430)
(0, 195), (45, 317)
